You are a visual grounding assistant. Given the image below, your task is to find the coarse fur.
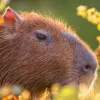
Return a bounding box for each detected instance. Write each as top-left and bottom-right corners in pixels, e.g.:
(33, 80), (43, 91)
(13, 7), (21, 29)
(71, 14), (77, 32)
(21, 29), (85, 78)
(0, 8), (97, 99)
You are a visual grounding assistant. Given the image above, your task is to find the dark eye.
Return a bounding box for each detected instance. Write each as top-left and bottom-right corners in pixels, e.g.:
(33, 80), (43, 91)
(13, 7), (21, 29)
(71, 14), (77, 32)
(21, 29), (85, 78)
(36, 33), (47, 40)
(33, 29), (52, 44)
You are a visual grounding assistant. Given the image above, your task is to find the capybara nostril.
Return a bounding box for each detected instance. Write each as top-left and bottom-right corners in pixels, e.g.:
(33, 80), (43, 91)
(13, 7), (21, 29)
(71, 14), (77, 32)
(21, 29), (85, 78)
(83, 64), (97, 73)
(83, 65), (92, 72)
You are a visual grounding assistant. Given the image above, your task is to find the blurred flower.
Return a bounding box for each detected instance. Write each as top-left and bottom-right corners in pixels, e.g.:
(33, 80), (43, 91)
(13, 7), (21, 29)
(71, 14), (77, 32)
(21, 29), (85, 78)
(2, 94), (18, 100)
(96, 36), (100, 43)
(0, 0), (10, 12)
(77, 5), (87, 11)
(19, 90), (31, 100)
(0, 16), (4, 24)
(76, 5), (87, 18)
(40, 88), (50, 100)
(50, 84), (78, 100)
(0, 85), (11, 98)
(0, 85), (30, 100)
(95, 36), (100, 65)
(87, 8), (96, 15)
(76, 5), (100, 31)
(51, 83), (60, 95)
(95, 93), (100, 100)
(97, 23), (100, 31)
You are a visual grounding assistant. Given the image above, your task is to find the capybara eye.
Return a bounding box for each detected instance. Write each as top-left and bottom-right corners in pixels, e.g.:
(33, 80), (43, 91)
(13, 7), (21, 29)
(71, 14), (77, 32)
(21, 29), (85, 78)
(33, 29), (52, 44)
(36, 33), (47, 40)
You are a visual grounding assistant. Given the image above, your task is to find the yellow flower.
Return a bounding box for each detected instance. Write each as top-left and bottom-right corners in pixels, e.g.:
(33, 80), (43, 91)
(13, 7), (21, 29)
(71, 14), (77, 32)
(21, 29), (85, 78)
(76, 5), (100, 31)
(0, 85), (11, 98)
(87, 15), (99, 24)
(87, 8), (96, 15)
(2, 94), (18, 100)
(76, 5), (87, 18)
(96, 36), (100, 42)
(0, 0), (10, 11)
(97, 23), (100, 31)
(77, 5), (87, 11)
(19, 90), (31, 100)
(95, 93), (100, 100)
(77, 10), (87, 18)
(0, 16), (4, 24)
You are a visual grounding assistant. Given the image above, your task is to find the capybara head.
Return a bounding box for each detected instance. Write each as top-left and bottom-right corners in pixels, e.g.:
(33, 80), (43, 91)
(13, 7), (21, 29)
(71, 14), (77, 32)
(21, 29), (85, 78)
(0, 7), (97, 96)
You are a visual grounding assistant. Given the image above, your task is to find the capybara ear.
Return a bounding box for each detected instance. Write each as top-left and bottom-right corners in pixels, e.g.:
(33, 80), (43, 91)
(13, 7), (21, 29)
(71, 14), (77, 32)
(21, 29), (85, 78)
(3, 7), (23, 24)
(0, 7), (23, 34)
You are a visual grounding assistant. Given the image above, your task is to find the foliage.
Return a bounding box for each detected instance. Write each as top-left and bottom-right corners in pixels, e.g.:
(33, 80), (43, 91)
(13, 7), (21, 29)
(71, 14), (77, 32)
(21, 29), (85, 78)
(0, 15), (4, 24)
(0, 85), (31, 100)
(1, 84), (100, 100)
(0, 0), (10, 12)
(76, 5), (100, 31)
(95, 36), (100, 65)
(0, 84), (79, 100)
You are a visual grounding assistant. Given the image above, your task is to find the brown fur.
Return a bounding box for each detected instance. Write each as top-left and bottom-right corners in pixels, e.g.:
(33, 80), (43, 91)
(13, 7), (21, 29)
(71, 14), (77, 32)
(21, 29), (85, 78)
(0, 8), (97, 98)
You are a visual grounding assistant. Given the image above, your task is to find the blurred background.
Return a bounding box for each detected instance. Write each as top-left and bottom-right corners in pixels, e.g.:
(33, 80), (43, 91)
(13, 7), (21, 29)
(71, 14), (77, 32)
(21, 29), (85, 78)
(0, 0), (99, 50)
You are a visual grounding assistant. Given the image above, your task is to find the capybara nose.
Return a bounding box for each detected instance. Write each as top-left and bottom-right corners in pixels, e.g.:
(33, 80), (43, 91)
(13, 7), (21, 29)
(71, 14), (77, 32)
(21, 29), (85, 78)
(82, 63), (97, 73)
